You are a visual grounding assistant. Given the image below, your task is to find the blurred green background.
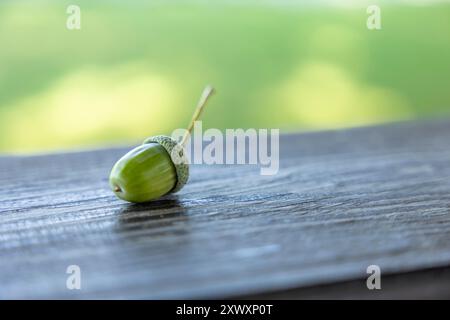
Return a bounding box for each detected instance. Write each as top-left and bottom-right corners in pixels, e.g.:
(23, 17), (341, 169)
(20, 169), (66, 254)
(0, 0), (449, 153)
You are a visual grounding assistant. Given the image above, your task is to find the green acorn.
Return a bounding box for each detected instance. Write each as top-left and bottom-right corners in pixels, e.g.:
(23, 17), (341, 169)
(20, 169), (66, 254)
(109, 86), (215, 203)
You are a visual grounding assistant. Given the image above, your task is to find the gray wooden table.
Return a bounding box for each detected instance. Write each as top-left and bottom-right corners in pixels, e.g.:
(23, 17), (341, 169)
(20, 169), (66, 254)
(1, 119), (450, 299)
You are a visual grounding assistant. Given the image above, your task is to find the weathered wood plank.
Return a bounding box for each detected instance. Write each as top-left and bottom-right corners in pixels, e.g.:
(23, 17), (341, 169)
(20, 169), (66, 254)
(246, 265), (450, 299)
(1, 119), (450, 299)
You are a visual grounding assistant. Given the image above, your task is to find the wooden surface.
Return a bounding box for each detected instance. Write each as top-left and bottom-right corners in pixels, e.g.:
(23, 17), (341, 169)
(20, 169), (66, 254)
(1, 119), (450, 299)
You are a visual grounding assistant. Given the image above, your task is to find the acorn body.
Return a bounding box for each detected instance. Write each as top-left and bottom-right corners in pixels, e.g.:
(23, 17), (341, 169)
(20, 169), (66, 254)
(109, 136), (189, 203)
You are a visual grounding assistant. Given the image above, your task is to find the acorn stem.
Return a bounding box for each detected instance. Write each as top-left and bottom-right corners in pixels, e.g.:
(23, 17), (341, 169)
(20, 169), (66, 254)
(181, 85), (215, 146)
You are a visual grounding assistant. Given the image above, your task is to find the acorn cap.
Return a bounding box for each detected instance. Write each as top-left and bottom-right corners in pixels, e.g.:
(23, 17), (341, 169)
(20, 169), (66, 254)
(143, 135), (189, 193)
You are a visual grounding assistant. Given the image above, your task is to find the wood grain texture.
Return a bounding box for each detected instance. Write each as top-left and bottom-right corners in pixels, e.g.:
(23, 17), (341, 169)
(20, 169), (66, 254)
(1, 119), (450, 299)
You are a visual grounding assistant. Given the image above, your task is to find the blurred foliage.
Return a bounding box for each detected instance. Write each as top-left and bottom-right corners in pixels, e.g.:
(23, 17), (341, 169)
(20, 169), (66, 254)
(0, 1), (449, 153)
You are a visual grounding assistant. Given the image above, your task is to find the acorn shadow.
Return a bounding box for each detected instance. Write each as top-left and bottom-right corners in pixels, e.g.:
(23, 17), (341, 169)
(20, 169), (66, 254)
(115, 197), (189, 235)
